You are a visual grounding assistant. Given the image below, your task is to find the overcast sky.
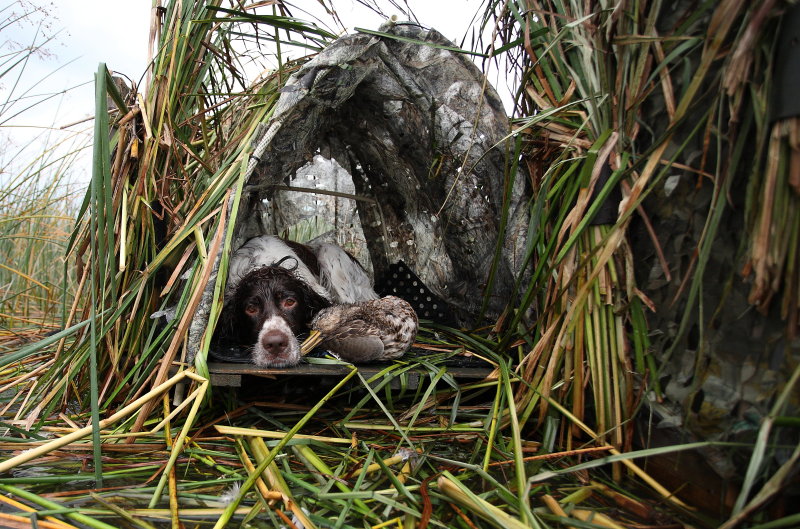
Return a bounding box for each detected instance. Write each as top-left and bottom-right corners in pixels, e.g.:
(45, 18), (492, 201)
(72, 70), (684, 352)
(1, 1), (495, 180)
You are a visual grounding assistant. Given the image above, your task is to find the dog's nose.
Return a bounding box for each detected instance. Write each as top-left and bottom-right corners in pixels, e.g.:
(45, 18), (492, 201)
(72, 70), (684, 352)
(261, 329), (289, 353)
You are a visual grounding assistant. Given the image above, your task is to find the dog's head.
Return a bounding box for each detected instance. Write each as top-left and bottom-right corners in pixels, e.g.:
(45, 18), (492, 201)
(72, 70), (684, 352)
(216, 265), (330, 367)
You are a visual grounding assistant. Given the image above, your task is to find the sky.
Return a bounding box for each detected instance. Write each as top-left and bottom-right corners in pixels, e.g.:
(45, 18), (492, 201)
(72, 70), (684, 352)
(1, 0), (498, 181)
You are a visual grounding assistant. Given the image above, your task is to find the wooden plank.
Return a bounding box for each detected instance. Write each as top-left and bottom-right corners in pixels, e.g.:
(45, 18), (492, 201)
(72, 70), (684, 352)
(207, 361), (493, 387)
(209, 371), (242, 387)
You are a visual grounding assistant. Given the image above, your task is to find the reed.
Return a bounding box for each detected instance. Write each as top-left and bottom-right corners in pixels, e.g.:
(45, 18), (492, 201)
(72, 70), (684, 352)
(1, 1), (797, 528)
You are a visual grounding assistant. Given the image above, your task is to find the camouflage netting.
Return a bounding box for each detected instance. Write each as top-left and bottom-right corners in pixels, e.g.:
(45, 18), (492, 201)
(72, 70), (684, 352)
(630, 6), (800, 476)
(632, 168), (800, 477)
(187, 23), (529, 360)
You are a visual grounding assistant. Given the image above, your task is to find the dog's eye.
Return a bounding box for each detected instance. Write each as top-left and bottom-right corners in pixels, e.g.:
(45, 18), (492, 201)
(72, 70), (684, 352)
(245, 303), (259, 315)
(281, 297), (297, 309)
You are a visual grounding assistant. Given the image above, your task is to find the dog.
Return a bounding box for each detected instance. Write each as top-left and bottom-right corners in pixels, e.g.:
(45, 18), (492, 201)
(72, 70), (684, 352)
(214, 236), (378, 367)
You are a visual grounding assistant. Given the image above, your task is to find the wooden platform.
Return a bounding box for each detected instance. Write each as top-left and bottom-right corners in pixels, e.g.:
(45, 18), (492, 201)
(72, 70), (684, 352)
(206, 361), (494, 388)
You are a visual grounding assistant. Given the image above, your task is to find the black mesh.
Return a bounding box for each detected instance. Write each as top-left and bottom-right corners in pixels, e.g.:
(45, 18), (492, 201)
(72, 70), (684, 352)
(374, 261), (457, 326)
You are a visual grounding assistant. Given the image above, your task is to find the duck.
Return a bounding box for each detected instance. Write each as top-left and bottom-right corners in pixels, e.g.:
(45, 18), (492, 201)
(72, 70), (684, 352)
(301, 295), (418, 362)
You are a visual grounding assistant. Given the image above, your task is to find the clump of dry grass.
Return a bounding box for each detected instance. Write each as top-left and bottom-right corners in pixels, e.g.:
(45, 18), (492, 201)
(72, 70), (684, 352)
(0, 158), (82, 335)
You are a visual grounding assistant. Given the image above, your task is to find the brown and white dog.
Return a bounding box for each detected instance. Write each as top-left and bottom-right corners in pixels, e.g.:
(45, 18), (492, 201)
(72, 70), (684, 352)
(214, 236), (378, 367)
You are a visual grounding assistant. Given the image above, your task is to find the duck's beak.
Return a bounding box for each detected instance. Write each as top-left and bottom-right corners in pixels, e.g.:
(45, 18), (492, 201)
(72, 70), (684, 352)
(301, 329), (323, 356)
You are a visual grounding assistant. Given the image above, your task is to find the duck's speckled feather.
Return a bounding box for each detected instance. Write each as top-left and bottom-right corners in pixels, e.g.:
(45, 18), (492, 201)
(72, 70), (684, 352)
(310, 296), (418, 362)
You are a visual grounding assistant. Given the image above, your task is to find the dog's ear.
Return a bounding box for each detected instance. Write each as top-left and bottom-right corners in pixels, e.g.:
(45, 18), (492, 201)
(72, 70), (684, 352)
(213, 298), (248, 346)
(302, 285), (330, 324)
(212, 301), (234, 345)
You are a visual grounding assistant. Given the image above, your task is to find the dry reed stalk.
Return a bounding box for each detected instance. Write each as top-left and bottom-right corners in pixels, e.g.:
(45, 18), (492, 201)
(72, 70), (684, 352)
(571, 509), (626, 529)
(161, 394), (180, 529)
(0, 494), (78, 529)
(541, 494), (575, 529)
(0, 512), (76, 529)
(437, 475), (530, 529)
(149, 373), (210, 507)
(0, 369), (204, 473)
(91, 508), (254, 518)
(487, 444), (614, 467)
(348, 450), (421, 478)
(0, 359), (53, 394)
(590, 481), (655, 521)
(248, 436), (316, 529)
(214, 425), (352, 444)
(0, 484), (118, 529)
(89, 493), (159, 529)
(237, 440), (282, 503)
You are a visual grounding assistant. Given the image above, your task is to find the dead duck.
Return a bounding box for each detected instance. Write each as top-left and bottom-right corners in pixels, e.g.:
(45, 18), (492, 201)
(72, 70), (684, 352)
(301, 295), (418, 362)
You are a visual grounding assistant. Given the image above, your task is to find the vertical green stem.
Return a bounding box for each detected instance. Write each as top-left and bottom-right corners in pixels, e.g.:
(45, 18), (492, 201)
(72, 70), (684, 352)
(89, 62), (110, 487)
(501, 359), (529, 525)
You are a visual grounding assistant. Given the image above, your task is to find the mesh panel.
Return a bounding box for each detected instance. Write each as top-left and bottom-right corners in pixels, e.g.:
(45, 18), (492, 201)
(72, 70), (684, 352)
(374, 261), (457, 326)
